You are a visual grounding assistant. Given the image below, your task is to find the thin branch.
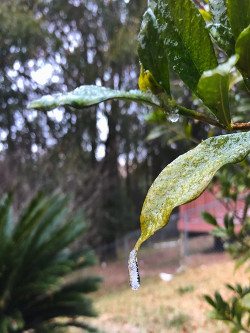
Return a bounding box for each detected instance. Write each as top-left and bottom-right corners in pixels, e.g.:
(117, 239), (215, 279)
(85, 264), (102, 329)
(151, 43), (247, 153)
(232, 122), (250, 131)
(174, 104), (250, 131)
(175, 104), (228, 129)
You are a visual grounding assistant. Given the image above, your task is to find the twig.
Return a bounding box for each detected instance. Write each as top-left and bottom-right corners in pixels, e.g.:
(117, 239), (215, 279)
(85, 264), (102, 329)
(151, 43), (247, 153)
(232, 122), (250, 131)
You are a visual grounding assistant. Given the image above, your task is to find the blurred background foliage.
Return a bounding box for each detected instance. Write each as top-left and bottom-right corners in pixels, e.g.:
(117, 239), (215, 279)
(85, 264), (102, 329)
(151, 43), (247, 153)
(202, 161), (250, 332)
(0, 0), (249, 253)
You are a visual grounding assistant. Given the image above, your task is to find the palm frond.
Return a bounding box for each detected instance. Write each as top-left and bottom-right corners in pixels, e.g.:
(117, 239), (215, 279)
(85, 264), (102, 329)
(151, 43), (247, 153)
(0, 193), (101, 333)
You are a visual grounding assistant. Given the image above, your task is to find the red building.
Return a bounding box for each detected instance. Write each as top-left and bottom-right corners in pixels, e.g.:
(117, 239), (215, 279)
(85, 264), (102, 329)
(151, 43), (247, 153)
(178, 188), (247, 233)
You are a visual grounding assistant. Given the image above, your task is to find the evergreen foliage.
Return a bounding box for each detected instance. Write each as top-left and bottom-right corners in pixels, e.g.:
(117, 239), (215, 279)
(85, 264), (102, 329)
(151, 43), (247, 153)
(202, 163), (250, 333)
(0, 193), (102, 333)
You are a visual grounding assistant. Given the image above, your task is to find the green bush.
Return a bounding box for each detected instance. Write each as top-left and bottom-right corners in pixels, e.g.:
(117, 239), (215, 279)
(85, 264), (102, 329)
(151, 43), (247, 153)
(202, 164), (250, 333)
(0, 193), (102, 333)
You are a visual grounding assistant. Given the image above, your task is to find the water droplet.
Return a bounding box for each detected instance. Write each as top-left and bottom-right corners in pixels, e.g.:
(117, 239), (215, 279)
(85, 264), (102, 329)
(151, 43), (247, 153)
(128, 248), (140, 290)
(168, 107), (179, 123)
(168, 114), (179, 122)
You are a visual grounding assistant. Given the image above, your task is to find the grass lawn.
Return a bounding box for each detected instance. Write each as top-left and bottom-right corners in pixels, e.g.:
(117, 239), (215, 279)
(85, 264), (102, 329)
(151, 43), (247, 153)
(78, 255), (248, 333)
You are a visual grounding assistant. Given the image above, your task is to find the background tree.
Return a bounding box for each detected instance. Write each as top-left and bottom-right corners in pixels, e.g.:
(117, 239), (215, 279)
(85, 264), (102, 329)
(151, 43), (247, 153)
(1, 0), (201, 251)
(28, 0), (250, 290)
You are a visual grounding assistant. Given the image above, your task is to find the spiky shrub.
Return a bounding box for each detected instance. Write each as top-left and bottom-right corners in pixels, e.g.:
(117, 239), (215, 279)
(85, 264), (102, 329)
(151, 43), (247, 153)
(0, 193), (102, 333)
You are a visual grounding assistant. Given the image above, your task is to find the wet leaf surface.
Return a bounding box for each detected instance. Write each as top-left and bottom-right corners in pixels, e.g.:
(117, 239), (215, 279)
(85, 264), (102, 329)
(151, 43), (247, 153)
(152, 0), (217, 92)
(208, 0), (235, 55)
(28, 85), (160, 111)
(236, 25), (250, 77)
(227, 0), (250, 39)
(197, 56), (238, 128)
(129, 131), (250, 289)
(138, 8), (170, 94)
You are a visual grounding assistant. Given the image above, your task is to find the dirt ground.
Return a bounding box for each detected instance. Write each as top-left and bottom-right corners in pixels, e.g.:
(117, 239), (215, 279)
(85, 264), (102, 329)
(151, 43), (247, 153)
(73, 249), (249, 333)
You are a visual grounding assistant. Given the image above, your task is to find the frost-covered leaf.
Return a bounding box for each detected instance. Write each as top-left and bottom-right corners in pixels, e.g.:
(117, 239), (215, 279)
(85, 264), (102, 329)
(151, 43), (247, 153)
(153, 0), (217, 92)
(197, 56), (238, 128)
(208, 0), (235, 55)
(138, 8), (170, 94)
(227, 0), (250, 39)
(235, 25), (250, 77)
(28, 85), (159, 111)
(128, 132), (250, 290)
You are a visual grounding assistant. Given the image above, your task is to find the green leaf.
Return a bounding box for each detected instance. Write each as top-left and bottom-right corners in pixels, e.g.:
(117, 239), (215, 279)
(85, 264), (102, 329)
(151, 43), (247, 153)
(236, 284), (243, 295)
(199, 9), (212, 22)
(241, 76), (250, 92)
(224, 213), (229, 229)
(208, 0), (235, 55)
(201, 212), (218, 226)
(60, 276), (103, 294)
(226, 283), (235, 291)
(210, 227), (228, 238)
(206, 310), (224, 320)
(235, 25), (250, 77)
(144, 109), (167, 124)
(0, 319), (8, 333)
(48, 321), (99, 332)
(240, 292), (250, 310)
(138, 67), (164, 95)
(204, 295), (216, 307)
(134, 132), (250, 251)
(0, 193), (101, 330)
(227, 215), (235, 237)
(197, 55), (238, 128)
(138, 8), (170, 94)
(235, 250), (250, 270)
(230, 328), (241, 333)
(227, 0), (250, 39)
(0, 193), (13, 253)
(215, 291), (226, 310)
(153, 0), (217, 92)
(28, 85), (159, 111)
